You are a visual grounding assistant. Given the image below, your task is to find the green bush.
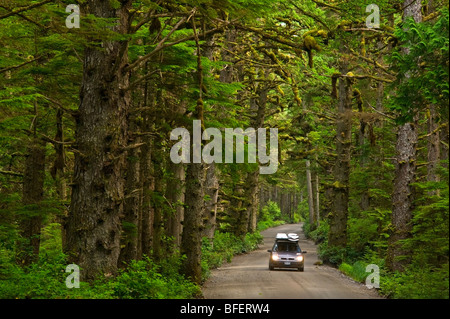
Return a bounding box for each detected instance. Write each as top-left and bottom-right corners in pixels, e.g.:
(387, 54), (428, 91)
(380, 264), (449, 299)
(0, 252), (201, 299)
(259, 201), (282, 222)
(257, 219), (285, 231)
(317, 241), (347, 265)
(303, 220), (329, 244)
(110, 257), (200, 299)
(257, 201), (286, 231)
(338, 261), (369, 283)
(0, 253), (79, 299)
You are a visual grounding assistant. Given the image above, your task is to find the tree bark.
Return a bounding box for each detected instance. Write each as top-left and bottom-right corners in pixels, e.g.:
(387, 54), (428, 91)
(202, 163), (219, 239)
(118, 113), (141, 267)
(245, 85), (267, 233)
(139, 88), (155, 259)
(427, 105), (440, 195)
(139, 127), (154, 258)
(181, 162), (206, 284)
(17, 138), (46, 266)
(246, 170), (260, 233)
(328, 72), (353, 248)
(65, 0), (132, 280)
(53, 109), (68, 250)
(387, 0), (422, 272)
(387, 121), (418, 271)
(152, 146), (164, 262)
(306, 159), (315, 226)
(166, 161), (185, 248)
(314, 158), (320, 227)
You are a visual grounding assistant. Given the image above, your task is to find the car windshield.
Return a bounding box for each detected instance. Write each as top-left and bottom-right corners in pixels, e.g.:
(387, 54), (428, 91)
(274, 242), (301, 253)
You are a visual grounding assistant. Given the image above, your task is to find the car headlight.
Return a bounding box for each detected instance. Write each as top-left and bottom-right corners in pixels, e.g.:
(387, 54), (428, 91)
(296, 255), (304, 262)
(272, 253), (279, 261)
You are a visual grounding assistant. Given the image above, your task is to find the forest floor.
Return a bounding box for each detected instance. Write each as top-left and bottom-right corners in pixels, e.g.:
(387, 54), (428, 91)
(202, 223), (382, 299)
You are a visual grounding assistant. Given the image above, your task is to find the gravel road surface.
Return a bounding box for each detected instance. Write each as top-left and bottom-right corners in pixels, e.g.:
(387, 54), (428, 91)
(202, 223), (382, 299)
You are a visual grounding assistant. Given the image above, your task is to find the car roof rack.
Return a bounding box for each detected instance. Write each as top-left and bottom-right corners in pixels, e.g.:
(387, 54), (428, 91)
(275, 233), (299, 242)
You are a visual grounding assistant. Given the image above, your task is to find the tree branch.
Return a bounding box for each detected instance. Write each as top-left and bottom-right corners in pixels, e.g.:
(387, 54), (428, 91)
(0, 4), (47, 28)
(0, 169), (23, 177)
(126, 16), (226, 72)
(39, 95), (78, 117)
(0, 0), (52, 20)
(125, 9), (197, 71)
(124, 69), (160, 91)
(0, 56), (44, 74)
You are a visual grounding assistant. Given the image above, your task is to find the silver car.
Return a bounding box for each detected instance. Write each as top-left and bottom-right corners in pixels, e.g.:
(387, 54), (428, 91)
(268, 233), (307, 271)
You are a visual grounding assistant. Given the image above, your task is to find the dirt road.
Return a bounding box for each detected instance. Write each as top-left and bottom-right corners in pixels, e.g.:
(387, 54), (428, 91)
(202, 223), (381, 299)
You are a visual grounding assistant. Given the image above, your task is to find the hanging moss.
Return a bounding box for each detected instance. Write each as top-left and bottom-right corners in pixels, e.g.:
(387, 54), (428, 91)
(303, 36), (321, 68)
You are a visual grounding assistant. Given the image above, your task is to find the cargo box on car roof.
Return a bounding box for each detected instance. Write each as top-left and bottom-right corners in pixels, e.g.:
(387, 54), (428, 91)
(275, 233), (299, 242)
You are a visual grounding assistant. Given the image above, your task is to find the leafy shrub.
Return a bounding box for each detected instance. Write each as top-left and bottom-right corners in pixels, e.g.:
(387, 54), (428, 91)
(0, 253), (76, 299)
(259, 201), (282, 222)
(0, 252), (201, 299)
(317, 241), (347, 265)
(304, 220), (329, 244)
(380, 264), (449, 299)
(39, 223), (63, 260)
(338, 261), (369, 283)
(110, 257), (200, 299)
(257, 201), (286, 231)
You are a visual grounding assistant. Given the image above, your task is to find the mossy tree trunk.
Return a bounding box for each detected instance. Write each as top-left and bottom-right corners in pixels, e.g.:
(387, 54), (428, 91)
(181, 161), (206, 284)
(17, 138), (46, 266)
(328, 70), (353, 249)
(65, 0), (132, 280)
(386, 0), (422, 273)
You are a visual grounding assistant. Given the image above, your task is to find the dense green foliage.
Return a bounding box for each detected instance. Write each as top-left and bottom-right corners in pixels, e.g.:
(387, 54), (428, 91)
(0, 217), (267, 298)
(303, 162), (449, 298)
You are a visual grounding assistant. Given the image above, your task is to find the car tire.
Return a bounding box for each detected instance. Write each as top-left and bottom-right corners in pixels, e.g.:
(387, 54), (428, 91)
(269, 265), (274, 270)
(298, 267), (304, 272)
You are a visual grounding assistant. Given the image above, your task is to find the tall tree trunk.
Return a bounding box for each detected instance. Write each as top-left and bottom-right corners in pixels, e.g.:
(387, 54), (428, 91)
(232, 183), (246, 237)
(356, 89), (370, 212)
(65, 0), (132, 280)
(53, 109), (67, 249)
(139, 84), (155, 259)
(202, 163), (219, 239)
(246, 170), (260, 233)
(387, 0), (422, 272)
(440, 121), (449, 168)
(387, 120), (418, 271)
(139, 126), (154, 258)
(17, 138), (46, 266)
(305, 159), (315, 226)
(165, 93), (187, 249)
(181, 162), (206, 284)
(328, 72), (353, 249)
(427, 105), (440, 195)
(152, 147), (164, 262)
(303, 97), (318, 228)
(166, 161), (185, 248)
(245, 85), (267, 233)
(314, 157), (320, 227)
(180, 21), (206, 284)
(118, 113), (141, 267)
